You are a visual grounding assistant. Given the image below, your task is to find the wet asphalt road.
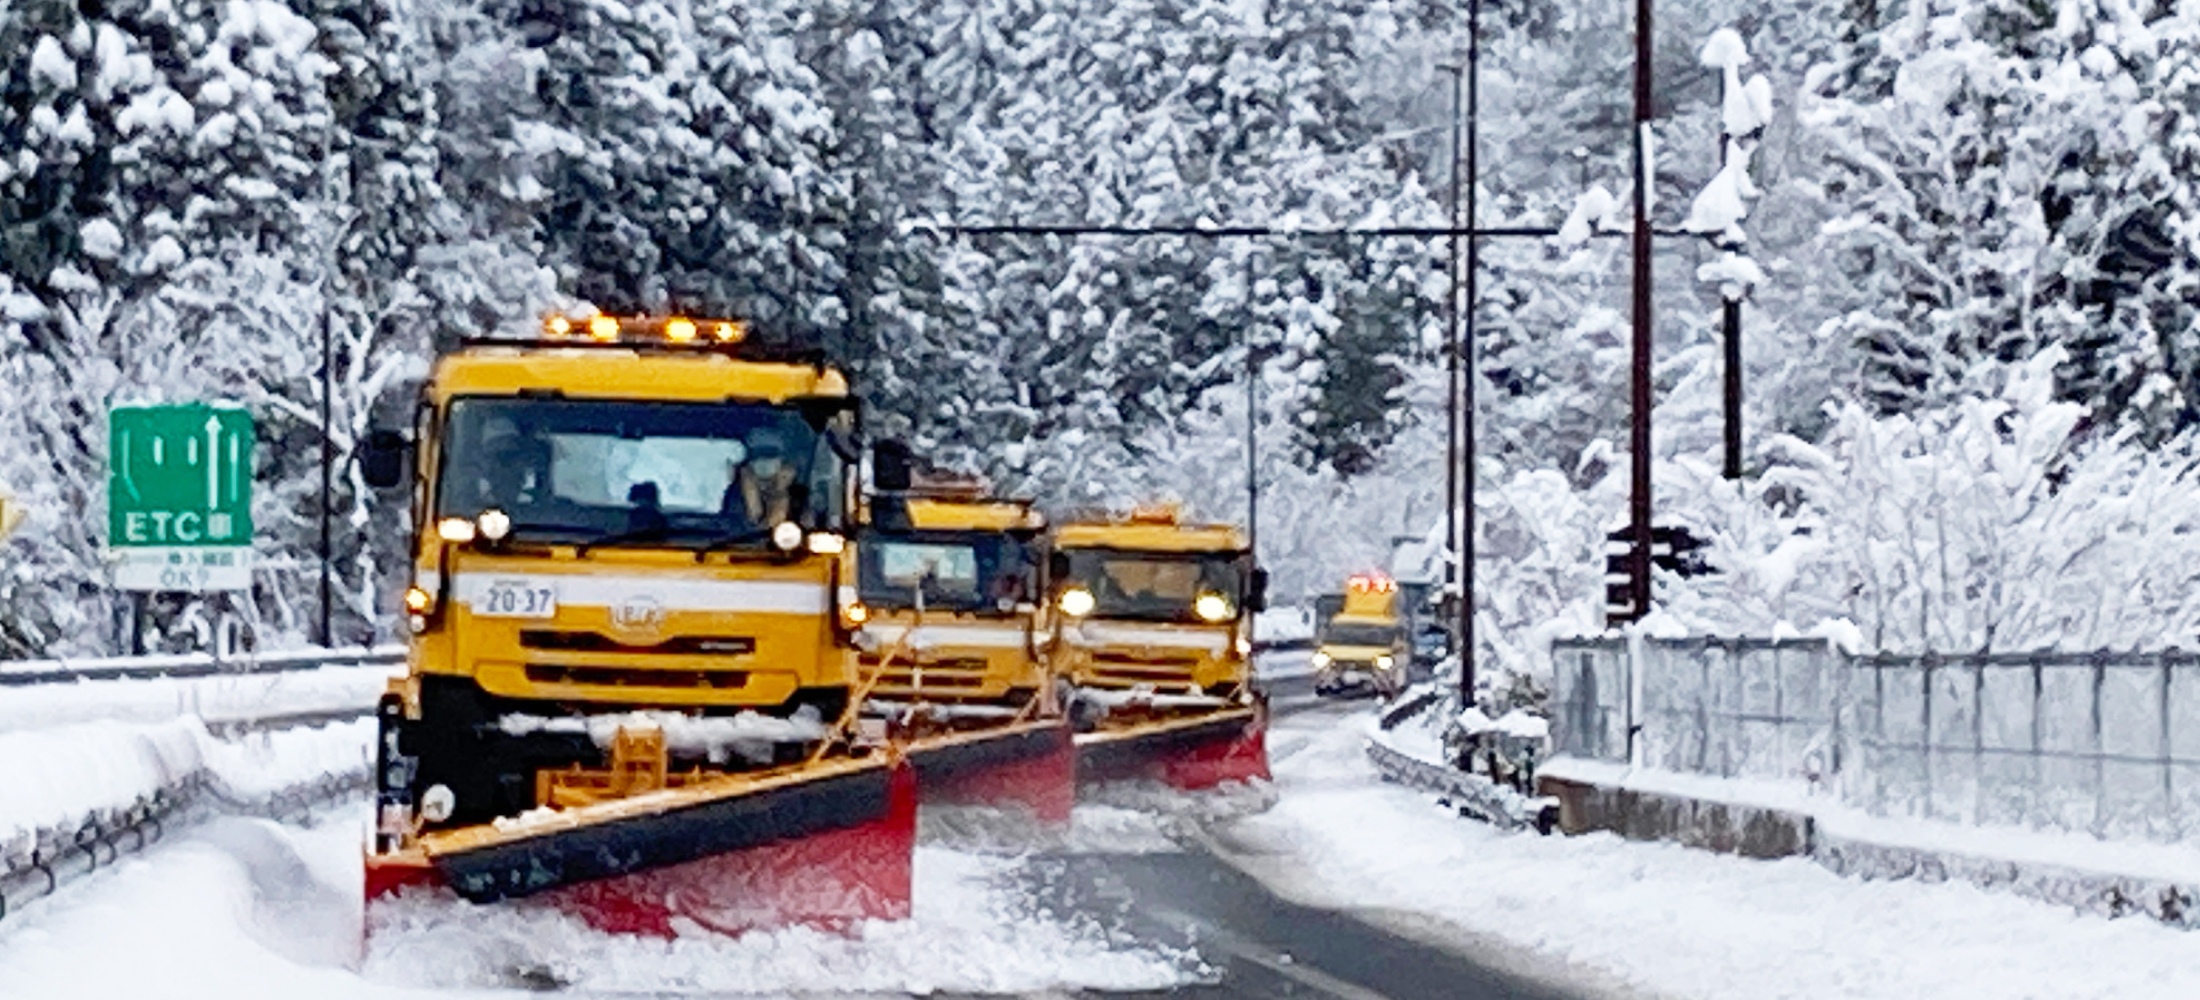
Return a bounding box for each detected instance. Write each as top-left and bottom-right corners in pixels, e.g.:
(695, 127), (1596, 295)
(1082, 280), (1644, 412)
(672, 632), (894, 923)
(1014, 846), (1568, 1000)
(979, 665), (1572, 1000)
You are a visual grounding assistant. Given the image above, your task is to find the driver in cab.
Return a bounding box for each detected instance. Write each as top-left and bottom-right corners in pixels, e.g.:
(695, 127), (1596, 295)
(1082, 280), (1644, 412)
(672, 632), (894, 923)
(720, 428), (798, 534)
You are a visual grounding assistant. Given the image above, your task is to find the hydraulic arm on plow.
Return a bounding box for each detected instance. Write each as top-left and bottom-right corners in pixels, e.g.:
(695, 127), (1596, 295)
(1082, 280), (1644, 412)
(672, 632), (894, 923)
(360, 316), (914, 937)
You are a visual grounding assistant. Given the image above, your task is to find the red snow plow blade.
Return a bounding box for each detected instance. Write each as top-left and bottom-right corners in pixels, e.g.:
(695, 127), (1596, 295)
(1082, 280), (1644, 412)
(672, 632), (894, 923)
(903, 719), (1075, 823)
(365, 755), (915, 938)
(1074, 705), (1270, 790)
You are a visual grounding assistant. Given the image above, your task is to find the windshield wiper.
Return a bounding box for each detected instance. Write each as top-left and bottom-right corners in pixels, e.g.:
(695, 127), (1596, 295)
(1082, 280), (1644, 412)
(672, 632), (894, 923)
(690, 526), (776, 561)
(574, 524), (671, 557)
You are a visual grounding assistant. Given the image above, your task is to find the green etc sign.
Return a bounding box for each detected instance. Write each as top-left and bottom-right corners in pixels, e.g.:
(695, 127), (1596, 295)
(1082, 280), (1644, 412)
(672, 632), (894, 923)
(108, 404), (255, 592)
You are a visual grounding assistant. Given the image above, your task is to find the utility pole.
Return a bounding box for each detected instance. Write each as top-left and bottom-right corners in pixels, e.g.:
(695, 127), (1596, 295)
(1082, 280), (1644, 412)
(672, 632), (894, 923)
(318, 144), (337, 649)
(1459, 0), (1482, 711)
(1440, 62), (1463, 676)
(1628, 0), (1656, 622)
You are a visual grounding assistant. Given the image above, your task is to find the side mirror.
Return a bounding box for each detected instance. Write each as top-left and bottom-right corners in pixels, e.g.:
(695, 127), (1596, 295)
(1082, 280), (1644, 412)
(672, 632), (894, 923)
(361, 429), (409, 490)
(1246, 568), (1270, 612)
(872, 440), (914, 493)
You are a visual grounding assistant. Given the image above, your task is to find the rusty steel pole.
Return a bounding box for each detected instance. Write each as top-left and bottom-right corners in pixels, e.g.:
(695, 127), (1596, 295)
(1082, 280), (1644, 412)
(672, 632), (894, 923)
(1629, 0), (1656, 620)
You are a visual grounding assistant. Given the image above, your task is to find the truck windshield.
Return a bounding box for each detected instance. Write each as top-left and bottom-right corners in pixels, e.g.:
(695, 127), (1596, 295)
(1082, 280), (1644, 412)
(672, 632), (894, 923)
(858, 531), (1033, 615)
(1060, 548), (1245, 624)
(1322, 623), (1397, 647)
(435, 397), (847, 548)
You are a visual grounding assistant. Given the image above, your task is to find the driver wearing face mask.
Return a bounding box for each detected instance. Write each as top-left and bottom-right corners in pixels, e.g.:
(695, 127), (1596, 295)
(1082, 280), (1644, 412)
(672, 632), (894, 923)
(722, 428), (798, 532)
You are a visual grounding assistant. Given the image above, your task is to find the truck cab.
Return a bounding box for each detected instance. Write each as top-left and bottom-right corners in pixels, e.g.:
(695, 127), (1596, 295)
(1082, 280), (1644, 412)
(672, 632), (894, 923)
(365, 316), (865, 828)
(1313, 572), (1408, 698)
(854, 493), (1047, 717)
(1047, 506), (1265, 726)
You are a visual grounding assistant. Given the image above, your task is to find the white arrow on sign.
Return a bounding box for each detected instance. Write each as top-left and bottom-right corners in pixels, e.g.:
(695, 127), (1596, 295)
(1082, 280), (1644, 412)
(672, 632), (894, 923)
(205, 415), (221, 510)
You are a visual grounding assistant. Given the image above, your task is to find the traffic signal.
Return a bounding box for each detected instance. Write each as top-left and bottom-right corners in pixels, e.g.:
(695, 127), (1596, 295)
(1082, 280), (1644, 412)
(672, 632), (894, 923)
(1604, 531), (1640, 626)
(1604, 524), (1712, 626)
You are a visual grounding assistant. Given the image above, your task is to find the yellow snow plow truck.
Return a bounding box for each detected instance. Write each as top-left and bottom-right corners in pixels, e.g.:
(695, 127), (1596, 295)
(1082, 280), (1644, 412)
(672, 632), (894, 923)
(852, 453), (1070, 821)
(359, 316), (913, 938)
(1047, 505), (1269, 788)
(1313, 572), (1408, 698)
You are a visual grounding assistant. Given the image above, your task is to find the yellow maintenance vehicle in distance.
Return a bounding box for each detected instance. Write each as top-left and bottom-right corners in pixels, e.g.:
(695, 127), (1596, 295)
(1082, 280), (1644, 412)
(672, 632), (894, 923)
(1046, 505), (1269, 788)
(852, 455), (1070, 821)
(1313, 571), (1410, 699)
(359, 315), (913, 937)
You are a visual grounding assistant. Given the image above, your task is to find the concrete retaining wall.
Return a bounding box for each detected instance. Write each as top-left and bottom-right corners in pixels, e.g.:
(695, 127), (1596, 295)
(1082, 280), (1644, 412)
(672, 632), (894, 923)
(1538, 767), (2200, 930)
(1538, 775), (1814, 860)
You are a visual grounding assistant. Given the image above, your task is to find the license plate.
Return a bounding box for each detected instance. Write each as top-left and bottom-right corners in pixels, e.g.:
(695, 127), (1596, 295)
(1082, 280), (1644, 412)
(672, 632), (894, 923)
(475, 579), (557, 618)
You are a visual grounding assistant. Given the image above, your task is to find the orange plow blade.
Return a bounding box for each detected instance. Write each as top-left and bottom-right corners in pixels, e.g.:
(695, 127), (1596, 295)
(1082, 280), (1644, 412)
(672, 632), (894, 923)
(366, 757), (916, 938)
(904, 720), (1075, 824)
(1074, 705), (1270, 790)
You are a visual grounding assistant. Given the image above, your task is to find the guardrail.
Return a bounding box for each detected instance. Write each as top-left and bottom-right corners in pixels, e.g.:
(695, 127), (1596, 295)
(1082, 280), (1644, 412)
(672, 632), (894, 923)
(0, 645), (405, 687)
(0, 764), (368, 924)
(1366, 737), (1559, 834)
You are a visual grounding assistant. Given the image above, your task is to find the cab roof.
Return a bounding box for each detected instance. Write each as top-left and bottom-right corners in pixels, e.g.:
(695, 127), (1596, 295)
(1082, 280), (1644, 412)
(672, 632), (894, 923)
(428, 345), (850, 405)
(1052, 520), (1248, 554)
(902, 497), (1045, 533)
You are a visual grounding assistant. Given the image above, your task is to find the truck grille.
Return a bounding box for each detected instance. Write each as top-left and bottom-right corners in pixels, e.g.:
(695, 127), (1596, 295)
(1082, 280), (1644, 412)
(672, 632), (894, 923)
(861, 653), (992, 691)
(1085, 654), (1201, 687)
(523, 664), (752, 690)
(520, 631), (756, 656)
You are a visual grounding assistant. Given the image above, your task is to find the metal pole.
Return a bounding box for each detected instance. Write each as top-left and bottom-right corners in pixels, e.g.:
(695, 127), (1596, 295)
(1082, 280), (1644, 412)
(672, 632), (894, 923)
(319, 274), (334, 647)
(1460, 0), (1481, 710)
(1716, 64), (1743, 481)
(1722, 298), (1742, 479)
(1441, 63), (1463, 666)
(1628, 0), (1656, 621)
(1245, 251), (1259, 561)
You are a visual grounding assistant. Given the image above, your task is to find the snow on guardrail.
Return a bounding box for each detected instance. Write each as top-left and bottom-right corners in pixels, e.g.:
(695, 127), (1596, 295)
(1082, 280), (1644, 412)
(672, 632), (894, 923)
(0, 644), (405, 686)
(0, 716), (373, 923)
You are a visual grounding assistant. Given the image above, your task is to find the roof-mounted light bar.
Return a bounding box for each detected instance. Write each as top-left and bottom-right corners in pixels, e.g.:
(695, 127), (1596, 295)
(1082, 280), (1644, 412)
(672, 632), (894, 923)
(539, 314), (749, 346)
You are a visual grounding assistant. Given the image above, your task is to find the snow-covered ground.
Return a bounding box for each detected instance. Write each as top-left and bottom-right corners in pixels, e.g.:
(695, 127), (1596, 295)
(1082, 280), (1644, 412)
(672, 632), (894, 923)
(1, 716), (373, 868)
(0, 808), (1201, 998)
(1220, 706), (2200, 1000)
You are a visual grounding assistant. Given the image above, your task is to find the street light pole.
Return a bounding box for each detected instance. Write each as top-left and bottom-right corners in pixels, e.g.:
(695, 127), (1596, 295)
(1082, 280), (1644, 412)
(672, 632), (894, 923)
(1628, 0), (1656, 621)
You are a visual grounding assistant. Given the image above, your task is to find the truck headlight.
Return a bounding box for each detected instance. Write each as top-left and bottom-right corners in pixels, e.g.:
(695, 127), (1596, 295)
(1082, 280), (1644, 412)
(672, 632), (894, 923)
(1059, 587), (1096, 617)
(435, 517), (475, 544)
(1311, 651), (1332, 668)
(476, 507), (512, 542)
(1376, 654), (1395, 670)
(771, 521), (803, 552)
(1193, 592), (1232, 622)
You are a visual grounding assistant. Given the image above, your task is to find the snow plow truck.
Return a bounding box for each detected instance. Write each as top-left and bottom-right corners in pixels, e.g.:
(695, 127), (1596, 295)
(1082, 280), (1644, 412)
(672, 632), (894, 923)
(1047, 505), (1270, 788)
(1312, 572), (1408, 698)
(360, 316), (913, 937)
(853, 452), (1072, 823)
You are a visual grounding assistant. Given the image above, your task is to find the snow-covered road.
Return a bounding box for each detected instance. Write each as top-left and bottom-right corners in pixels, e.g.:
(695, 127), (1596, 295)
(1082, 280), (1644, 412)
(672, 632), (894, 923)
(1217, 708), (2200, 1000)
(8, 672), (2199, 1000)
